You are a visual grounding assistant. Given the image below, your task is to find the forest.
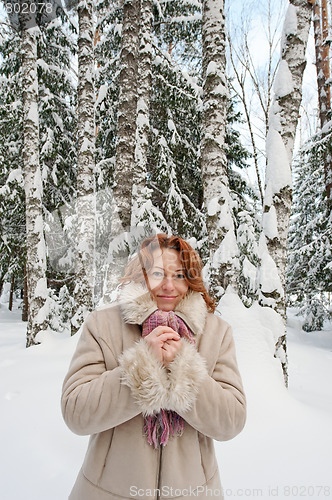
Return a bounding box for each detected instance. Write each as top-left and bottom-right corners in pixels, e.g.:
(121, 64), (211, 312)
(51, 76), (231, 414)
(0, 0), (331, 388)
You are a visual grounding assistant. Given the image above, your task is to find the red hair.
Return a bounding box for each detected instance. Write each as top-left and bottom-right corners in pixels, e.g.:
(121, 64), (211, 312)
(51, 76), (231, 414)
(121, 233), (215, 313)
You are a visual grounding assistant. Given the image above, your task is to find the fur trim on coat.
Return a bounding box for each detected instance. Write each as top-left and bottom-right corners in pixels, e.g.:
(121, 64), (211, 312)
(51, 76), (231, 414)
(118, 339), (170, 415)
(119, 338), (207, 415)
(118, 281), (208, 335)
(118, 282), (208, 415)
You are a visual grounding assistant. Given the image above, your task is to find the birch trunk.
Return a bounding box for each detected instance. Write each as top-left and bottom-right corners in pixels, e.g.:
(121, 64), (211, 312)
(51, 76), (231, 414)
(131, 0), (153, 226)
(103, 0), (140, 302)
(201, 0), (239, 298)
(112, 0), (139, 232)
(259, 0), (313, 384)
(71, 0), (96, 334)
(22, 263), (28, 322)
(22, 27), (49, 347)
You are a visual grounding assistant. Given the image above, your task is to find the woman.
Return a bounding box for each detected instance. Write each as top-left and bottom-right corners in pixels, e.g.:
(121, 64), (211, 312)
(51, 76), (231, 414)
(61, 234), (246, 499)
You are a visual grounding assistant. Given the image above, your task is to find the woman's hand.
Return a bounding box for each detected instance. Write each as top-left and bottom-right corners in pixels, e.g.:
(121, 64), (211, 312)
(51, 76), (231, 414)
(161, 336), (183, 367)
(144, 326), (182, 366)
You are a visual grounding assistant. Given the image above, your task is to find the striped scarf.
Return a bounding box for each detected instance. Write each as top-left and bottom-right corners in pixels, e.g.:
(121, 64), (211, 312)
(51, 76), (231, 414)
(142, 309), (195, 448)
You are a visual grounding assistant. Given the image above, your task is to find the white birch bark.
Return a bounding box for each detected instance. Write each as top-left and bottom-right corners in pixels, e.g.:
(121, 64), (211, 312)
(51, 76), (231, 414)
(131, 0), (153, 227)
(201, 0), (239, 298)
(112, 0), (139, 232)
(103, 0), (140, 302)
(22, 27), (49, 347)
(259, 0), (313, 384)
(72, 0), (96, 334)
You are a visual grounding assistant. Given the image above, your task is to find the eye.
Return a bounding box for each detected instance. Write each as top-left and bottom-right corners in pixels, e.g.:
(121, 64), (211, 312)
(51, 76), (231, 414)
(152, 271), (164, 278)
(175, 273), (186, 280)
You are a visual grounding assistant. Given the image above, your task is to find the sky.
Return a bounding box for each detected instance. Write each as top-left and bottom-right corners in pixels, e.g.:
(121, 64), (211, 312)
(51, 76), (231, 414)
(225, 0), (319, 190)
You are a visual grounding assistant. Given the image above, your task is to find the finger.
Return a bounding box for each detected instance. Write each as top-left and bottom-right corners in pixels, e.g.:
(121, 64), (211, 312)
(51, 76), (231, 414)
(153, 326), (178, 337)
(157, 332), (181, 343)
(163, 338), (182, 351)
(163, 338), (181, 347)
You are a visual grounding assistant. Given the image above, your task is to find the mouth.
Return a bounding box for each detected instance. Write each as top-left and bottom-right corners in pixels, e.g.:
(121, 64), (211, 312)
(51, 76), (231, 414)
(157, 295), (178, 300)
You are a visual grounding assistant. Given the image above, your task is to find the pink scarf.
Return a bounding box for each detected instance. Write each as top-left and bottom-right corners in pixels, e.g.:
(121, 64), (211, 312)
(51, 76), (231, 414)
(142, 310), (195, 448)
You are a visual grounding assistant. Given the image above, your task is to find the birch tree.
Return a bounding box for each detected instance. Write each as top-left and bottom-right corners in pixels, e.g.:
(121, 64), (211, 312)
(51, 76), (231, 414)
(102, 0), (140, 302)
(22, 26), (49, 347)
(201, 0), (240, 297)
(71, 0), (96, 334)
(111, 0), (139, 232)
(258, 0), (313, 384)
(131, 0), (153, 226)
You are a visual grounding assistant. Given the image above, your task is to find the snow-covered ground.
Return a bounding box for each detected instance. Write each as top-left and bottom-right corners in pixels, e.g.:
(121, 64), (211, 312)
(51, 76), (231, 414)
(0, 294), (331, 500)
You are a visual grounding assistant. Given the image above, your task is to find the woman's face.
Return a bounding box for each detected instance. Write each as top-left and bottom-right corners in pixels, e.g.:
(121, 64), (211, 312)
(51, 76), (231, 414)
(147, 248), (189, 311)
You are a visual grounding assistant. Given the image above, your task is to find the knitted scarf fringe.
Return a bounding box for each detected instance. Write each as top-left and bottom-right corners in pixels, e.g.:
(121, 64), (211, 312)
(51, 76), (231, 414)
(143, 410), (184, 449)
(142, 309), (195, 449)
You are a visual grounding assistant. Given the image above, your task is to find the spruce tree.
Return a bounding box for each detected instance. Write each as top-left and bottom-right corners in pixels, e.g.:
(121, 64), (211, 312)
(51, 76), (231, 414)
(288, 132), (332, 331)
(0, 29), (25, 298)
(0, 15), (77, 333)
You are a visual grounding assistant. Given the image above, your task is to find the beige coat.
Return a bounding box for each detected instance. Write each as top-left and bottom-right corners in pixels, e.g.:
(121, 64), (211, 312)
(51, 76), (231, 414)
(61, 283), (246, 500)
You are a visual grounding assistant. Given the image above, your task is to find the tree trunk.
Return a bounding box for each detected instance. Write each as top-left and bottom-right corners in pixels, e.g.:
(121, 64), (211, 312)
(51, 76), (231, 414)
(259, 0), (313, 384)
(22, 27), (49, 347)
(313, 0), (331, 127)
(103, 0), (140, 302)
(201, 0), (239, 298)
(22, 263), (28, 322)
(131, 0), (153, 226)
(321, 0), (332, 201)
(321, 0), (330, 110)
(8, 274), (14, 311)
(112, 0), (140, 232)
(313, 0), (332, 200)
(71, 0), (96, 335)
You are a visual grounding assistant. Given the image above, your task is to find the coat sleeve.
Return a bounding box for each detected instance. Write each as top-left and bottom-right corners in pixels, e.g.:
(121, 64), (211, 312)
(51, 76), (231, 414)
(61, 312), (141, 436)
(118, 338), (172, 415)
(169, 325), (246, 442)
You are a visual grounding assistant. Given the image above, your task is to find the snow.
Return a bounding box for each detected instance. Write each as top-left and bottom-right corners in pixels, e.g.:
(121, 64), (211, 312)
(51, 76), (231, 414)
(34, 277), (48, 300)
(96, 83), (108, 107)
(80, 136), (94, 153)
(207, 196), (219, 216)
(283, 4), (298, 39)
(274, 60), (294, 98)
(52, 112), (64, 131)
(6, 168), (23, 185)
(206, 61), (218, 76)
(241, 257), (257, 290)
(265, 123), (292, 204)
(262, 204), (279, 240)
(0, 296), (331, 500)
(210, 83), (227, 97)
(217, 294), (332, 498)
(212, 230), (239, 267)
(257, 234), (284, 301)
(27, 101), (39, 124)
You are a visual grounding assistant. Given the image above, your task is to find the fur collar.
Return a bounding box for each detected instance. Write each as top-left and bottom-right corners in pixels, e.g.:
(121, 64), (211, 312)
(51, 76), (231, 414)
(118, 282), (208, 336)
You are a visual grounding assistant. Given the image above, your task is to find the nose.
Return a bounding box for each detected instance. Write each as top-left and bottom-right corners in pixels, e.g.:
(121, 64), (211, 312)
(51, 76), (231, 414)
(161, 276), (175, 291)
